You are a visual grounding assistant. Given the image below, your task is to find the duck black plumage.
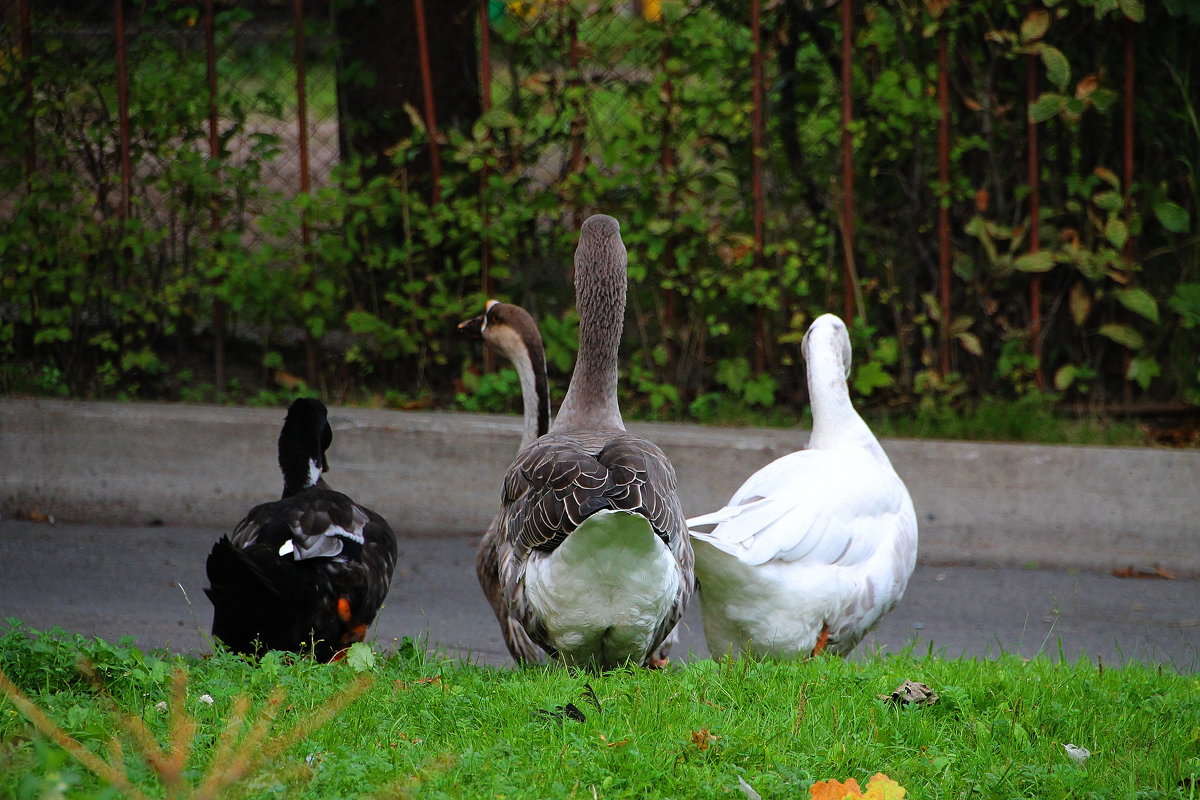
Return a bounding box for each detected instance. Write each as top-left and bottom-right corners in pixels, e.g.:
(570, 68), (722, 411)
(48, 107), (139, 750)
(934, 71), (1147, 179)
(204, 398), (398, 662)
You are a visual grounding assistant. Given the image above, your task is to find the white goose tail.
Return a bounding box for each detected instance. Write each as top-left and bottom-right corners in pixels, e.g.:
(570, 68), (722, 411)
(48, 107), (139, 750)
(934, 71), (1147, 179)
(523, 509), (680, 668)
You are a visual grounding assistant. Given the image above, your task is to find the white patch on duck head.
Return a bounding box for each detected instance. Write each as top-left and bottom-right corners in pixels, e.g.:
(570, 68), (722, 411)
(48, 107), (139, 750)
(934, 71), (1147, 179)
(306, 458), (322, 488)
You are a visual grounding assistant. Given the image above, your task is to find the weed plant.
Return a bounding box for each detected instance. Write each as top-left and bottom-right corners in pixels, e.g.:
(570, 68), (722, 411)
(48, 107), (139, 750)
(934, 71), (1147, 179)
(1, 623), (1196, 799)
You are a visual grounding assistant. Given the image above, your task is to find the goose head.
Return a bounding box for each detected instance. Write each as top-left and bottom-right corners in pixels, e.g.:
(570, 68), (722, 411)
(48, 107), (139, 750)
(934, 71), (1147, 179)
(459, 299), (551, 446)
(800, 313), (883, 453)
(801, 313), (852, 381)
(552, 214), (628, 433)
(458, 300), (545, 369)
(277, 397), (332, 498)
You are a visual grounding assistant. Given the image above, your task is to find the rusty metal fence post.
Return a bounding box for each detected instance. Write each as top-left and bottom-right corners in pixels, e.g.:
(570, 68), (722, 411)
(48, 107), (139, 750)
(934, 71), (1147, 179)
(294, 0), (312, 244)
(204, 0), (226, 399)
(1121, 16), (1136, 401)
(19, 0), (34, 187)
(113, 0), (132, 222)
(936, 23), (951, 376)
(750, 0), (766, 374)
(478, 0), (495, 374)
(479, 0), (493, 302)
(840, 0), (856, 326)
(1027, 48), (1044, 389)
(413, 0), (441, 206)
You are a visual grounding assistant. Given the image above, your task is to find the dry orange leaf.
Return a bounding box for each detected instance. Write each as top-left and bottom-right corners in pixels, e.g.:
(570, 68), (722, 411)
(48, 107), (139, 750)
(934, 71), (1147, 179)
(810, 773), (906, 799)
(690, 729), (717, 751)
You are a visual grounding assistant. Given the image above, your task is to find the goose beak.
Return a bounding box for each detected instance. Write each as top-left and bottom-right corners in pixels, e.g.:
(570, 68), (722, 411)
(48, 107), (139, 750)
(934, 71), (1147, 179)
(458, 313), (485, 337)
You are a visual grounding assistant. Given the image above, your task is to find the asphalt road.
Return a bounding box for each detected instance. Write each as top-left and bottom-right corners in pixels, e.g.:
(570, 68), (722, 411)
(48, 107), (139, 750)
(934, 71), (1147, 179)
(1, 520), (1197, 672)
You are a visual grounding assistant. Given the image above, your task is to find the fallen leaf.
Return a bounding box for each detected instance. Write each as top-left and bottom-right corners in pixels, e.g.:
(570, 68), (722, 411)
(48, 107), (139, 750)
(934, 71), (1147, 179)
(690, 728), (717, 751)
(344, 642), (376, 673)
(811, 773), (906, 799)
(878, 680), (939, 706)
(1112, 566), (1179, 580)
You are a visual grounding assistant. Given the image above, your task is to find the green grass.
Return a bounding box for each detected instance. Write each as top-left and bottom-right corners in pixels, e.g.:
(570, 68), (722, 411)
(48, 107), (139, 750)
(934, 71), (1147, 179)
(1, 624), (1197, 799)
(680, 393), (1154, 447)
(864, 397), (1152, 447)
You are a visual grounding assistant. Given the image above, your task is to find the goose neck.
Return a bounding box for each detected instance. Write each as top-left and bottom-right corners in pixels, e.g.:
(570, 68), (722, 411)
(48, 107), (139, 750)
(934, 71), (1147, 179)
(510, 346), (551, 447)
(806, 351), (874, 451)
(551, 217), (628, 433)
(553, 312), (624, 432)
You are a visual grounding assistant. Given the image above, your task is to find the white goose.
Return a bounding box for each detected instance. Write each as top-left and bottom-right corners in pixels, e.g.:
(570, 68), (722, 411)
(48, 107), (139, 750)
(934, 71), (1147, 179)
(495, 214), (694, 669)
(687, 313), (917, 659)
(459, 300), (550, 663)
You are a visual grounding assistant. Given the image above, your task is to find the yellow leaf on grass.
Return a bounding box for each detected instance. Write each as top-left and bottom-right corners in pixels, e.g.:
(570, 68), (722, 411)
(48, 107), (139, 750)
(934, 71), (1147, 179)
(810, 773), (907, 799)
(862, 774), (907, 799)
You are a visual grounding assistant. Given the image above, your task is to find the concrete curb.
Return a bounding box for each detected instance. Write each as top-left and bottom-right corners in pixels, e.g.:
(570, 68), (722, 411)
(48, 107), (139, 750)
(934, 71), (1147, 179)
(3, 397), (1197, 573)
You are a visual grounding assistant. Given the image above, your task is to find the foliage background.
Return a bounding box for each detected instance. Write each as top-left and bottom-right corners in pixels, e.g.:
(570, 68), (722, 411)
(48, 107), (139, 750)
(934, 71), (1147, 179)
(1, 0), (1197, 429)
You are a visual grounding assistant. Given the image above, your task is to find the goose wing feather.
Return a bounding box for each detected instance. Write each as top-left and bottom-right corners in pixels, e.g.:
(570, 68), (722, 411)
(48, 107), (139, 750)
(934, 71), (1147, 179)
(502, 431), (687, 558)
(688, 449), (909, 569)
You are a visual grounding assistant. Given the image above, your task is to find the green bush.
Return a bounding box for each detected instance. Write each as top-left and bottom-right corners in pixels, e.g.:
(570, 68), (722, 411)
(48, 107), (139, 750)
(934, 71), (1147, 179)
(1, 0), (1197, 426)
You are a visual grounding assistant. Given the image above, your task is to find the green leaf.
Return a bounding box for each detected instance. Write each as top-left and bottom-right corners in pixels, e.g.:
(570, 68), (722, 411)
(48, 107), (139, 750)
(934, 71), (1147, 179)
(853, 360), (895, 397)
(1126, 355), (1160, 390)
(742, 373), (778, 407)
(1104, 218), (1129, 249)
(345, 642), (377, 673)
(1093, 191), (1123, 212)
(1040, 46), (1070, 91)
(1090, 88), (1119, 113)
(1114, 287), (1159, 323)
(1069, 283), (1093, 326)
(956, 331), (983, 357)
(1098, 323), (1144, 350)
(1054, 364), (1079, 391)
(1028, 93), (1067, 123)
(1153, 200), (1190, 233)
(1014, 251), (1055, 273)
(1168, 283), (1200, 328)
(1021, 9), (1051, 42)
(1118, 0), (1145, 21)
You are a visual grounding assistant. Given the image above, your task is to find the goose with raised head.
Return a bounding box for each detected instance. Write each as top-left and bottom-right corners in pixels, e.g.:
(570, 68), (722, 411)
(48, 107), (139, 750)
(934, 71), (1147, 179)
(687, 314), (917, 659)
(459, 300), (550, 663)
(205, 397), (398, 662)
(495, 214), (694, 669)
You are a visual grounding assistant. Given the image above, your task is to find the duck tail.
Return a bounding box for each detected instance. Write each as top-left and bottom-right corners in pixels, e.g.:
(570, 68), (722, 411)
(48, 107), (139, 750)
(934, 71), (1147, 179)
(204, 536), (301, 656)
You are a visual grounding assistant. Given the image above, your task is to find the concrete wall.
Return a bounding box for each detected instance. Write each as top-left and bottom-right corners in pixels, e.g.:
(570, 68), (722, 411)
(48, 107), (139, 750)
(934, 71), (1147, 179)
(2, 397), (1197, 572)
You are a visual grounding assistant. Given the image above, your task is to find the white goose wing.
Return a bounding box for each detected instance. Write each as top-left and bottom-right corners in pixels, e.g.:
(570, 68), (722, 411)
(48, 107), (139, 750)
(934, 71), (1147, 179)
(687, 448), (911, 569)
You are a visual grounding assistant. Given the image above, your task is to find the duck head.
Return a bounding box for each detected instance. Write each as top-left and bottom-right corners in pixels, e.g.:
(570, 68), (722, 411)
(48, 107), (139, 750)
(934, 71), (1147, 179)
(277, 397), (332, 497)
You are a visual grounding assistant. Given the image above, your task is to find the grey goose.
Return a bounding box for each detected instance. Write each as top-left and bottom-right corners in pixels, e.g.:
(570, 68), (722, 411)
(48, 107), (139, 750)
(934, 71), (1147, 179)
(493, 214), (694, 669)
